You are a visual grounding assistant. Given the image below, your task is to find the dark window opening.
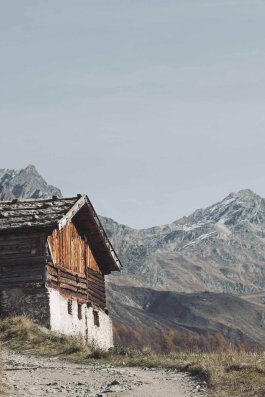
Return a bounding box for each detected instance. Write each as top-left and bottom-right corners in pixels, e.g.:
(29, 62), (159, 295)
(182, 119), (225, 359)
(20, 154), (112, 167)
(68, 300), (73, 315)
(93, 310), (100, 327)
(78, 303), (82, 320)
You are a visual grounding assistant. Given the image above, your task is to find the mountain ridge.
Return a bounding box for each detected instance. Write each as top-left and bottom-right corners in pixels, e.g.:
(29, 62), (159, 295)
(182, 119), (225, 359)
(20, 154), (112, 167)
(102, 187), (265, 296)
(2, 165), (265, 295)
(2, 165), (265, 348)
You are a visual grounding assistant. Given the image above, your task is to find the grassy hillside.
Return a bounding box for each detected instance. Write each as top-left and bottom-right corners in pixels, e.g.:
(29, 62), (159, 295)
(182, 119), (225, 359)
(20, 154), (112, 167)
(1, 316), (265, 396)
(109, 286), (265, 351)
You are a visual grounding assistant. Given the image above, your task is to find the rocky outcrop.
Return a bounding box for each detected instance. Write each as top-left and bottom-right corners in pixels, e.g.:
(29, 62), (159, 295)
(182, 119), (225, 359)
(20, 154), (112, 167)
(0, 165), (62, 201)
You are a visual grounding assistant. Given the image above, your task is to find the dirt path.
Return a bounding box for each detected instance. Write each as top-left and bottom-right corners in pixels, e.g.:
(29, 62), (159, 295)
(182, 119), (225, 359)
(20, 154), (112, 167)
(2, 350), (206, 397)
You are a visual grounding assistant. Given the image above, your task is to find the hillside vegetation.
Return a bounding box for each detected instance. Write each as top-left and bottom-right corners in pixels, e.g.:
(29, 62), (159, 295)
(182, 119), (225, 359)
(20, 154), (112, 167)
(1, 316), (265, 396)
(110, 287), (265, 351)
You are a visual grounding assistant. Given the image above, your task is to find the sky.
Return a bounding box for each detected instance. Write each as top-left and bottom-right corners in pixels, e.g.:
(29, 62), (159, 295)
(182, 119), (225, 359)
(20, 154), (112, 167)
(1, 0), (265, 228)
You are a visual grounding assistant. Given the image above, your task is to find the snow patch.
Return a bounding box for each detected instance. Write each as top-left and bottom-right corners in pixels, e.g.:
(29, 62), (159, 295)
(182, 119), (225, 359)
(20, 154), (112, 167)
(209, 197), (236, 213)
(182, 231), (217, 249)
(214, 219), (232, 237)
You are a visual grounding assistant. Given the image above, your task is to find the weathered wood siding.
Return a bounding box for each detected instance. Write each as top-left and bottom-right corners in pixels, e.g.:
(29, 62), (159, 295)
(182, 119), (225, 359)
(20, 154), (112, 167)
(47, 263), (106, 308)
(0, 233), (46, 285)
(48, 223), (100, 274)
(47, 222), (106, 309)
(0, 223), (107, 309)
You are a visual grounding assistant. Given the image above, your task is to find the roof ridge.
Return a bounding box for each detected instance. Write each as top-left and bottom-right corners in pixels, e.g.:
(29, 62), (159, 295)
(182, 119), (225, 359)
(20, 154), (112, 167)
(0, 196), (81, 204)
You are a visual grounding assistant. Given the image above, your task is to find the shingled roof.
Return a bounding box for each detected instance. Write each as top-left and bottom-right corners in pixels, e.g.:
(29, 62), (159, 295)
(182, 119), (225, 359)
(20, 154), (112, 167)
(0, 197), (78, 229)
(0, 195), (121, 272)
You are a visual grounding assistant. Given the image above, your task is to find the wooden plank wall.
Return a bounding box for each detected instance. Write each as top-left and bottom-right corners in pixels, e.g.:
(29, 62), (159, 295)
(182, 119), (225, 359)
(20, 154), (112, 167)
(0, 224), (107, 309)
(48, 223), (100, 274)
(0, 233), (46, 285)
(47, 222), (106, 309)
(47, 263), (106, 309)
(0, 233), (44, 258)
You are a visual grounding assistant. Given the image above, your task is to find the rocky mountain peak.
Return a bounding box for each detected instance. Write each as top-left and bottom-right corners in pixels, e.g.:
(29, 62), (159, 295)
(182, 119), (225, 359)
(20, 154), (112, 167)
(224, 189), (263, 208)
(0, 165), (62, 201)
(23, 164), (38, 173)
(181, 189), (265, 230)
(233, 188), (256, 198)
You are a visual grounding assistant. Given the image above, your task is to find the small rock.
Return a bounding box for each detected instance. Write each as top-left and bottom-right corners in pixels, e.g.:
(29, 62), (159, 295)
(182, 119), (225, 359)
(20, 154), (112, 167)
(109, 380), (120, 386)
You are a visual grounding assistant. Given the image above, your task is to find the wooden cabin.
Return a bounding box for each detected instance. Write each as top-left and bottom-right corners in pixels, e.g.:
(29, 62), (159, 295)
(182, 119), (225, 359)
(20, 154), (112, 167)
(0, 195), (121, 349)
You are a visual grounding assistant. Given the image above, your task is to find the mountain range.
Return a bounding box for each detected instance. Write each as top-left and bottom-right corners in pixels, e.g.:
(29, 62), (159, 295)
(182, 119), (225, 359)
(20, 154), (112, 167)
(104, 188), (265, 295)
(2, 165), (265, 349)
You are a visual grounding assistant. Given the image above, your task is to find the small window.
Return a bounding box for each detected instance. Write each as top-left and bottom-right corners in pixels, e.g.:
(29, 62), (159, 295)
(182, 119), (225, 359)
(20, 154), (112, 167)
(78, 303), (82, 320)
(68, 300), (73, 315)
(93, 310), (100, 327)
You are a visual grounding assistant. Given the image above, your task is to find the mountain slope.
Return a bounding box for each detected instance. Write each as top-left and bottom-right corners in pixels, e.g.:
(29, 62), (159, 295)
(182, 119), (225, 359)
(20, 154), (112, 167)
(102, 189), (265, 347)
(103, 189), (265, 295)
(109, 285), (265, 348)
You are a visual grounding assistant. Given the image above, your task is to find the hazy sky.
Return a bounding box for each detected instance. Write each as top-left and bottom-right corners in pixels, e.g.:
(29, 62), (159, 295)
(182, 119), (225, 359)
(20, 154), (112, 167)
(1, 0), (265, 228)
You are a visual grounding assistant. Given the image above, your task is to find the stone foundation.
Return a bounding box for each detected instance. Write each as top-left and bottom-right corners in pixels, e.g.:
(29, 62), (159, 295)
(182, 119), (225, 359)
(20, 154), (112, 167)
(0, 285), (50, 327)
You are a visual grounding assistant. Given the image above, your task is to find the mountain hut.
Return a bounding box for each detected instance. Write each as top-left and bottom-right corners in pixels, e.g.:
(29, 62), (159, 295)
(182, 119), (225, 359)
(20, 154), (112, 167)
(0, 195), (121, 350)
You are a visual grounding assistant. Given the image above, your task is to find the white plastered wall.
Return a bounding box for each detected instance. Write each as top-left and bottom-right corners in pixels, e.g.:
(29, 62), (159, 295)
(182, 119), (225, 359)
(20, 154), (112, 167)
(48, 288), (114, 350)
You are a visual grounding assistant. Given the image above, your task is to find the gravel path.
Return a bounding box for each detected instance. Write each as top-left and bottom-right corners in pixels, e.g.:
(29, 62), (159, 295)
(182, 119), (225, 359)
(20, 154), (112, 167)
(2, 351), (206, 397)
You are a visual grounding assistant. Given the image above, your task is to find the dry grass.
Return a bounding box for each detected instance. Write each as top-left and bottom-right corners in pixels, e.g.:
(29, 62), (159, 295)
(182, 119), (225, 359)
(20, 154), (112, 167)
(98, 349), (265, 397)
(172, 351), (265, 397)
(1, 316), (265, 396)
(0, 316), (88, 356)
